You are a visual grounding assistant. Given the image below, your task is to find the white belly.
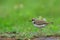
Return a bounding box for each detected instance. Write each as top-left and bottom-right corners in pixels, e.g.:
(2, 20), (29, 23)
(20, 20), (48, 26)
(34, 24), (46, 28)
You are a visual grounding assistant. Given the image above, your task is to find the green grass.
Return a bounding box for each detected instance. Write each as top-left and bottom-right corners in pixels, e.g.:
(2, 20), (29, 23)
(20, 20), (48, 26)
(0, 0), (60, 38)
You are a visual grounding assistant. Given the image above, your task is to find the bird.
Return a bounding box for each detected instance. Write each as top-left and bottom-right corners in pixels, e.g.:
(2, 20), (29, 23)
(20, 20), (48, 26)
(32, 18), (53, 28)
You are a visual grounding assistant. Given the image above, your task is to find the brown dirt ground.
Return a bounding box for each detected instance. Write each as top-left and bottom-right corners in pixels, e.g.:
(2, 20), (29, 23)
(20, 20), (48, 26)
(32, 37), (60, 40)
(31, 35), (60, 40)
(0, 35), (60, 40)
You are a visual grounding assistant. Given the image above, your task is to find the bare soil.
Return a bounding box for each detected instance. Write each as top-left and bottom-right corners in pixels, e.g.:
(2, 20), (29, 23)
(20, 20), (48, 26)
(0, 35), (60, 40)
(32, 36), (60, 40)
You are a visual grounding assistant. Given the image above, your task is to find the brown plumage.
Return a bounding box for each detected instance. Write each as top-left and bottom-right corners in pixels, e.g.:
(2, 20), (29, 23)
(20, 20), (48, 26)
(33, 20), (49, 25)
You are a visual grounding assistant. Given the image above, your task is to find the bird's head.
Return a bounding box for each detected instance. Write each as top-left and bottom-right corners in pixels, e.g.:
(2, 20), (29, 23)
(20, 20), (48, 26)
(32, 18), (36, 21)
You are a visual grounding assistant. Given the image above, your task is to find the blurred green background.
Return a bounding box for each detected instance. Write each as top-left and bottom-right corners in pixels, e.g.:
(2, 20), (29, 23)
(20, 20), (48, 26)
(0, 0), (60, 38)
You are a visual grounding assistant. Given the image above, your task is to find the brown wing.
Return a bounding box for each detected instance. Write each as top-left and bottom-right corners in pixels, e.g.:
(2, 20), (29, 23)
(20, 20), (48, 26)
(34, 20), (49, 25)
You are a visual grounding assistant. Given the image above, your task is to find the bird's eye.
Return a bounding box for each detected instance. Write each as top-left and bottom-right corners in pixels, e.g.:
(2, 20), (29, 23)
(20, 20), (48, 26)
(32, 18), (35, 21)
(32, 19), (34, 21)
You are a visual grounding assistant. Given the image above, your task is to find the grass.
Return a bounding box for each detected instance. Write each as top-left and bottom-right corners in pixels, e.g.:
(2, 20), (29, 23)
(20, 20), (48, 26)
(0, 0), (60, 38)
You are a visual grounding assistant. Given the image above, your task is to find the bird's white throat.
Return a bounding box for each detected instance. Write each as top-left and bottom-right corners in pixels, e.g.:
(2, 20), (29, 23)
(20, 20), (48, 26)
(32, 21), (35, 23)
